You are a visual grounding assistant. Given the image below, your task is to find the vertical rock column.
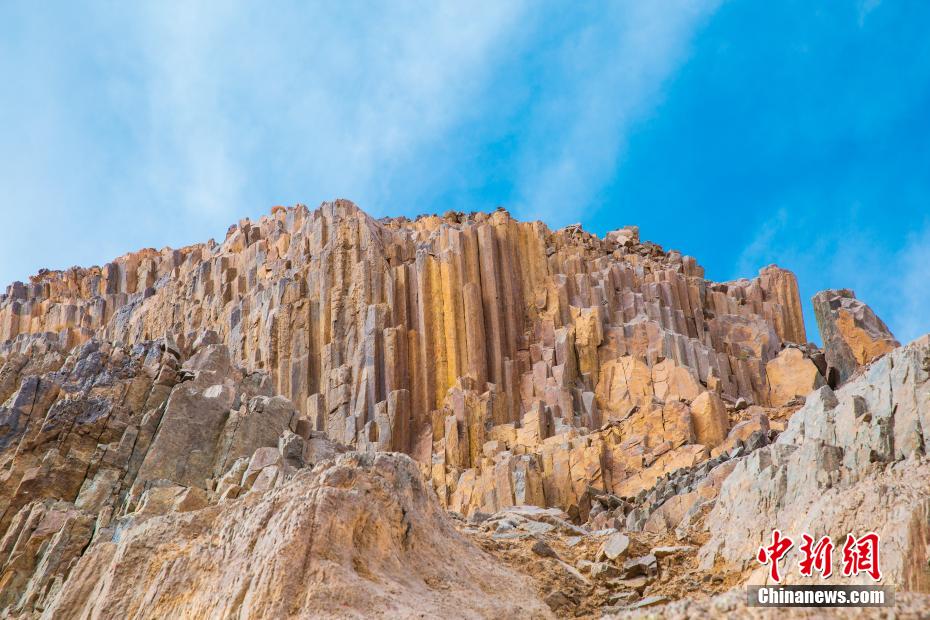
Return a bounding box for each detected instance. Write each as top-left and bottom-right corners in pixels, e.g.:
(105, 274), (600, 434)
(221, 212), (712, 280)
(758, 265), (807, 345)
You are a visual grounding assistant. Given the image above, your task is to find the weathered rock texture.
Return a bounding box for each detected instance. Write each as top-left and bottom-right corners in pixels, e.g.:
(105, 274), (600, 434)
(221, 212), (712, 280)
(813, 289), (899, 385)
(699, 336), (930, 589)
(0, 337), (549, 618)
(1, 200), (925, 618)
(43, 452), (549, 619)
(0, 201), (817, 520)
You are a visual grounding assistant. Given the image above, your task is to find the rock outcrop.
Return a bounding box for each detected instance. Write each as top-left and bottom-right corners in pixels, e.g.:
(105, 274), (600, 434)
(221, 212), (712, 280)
(765, 346), (825, 406)
(813, 289), (899, 385)
(0, 338), (549, 618)
(43, 452), (549, 619)
(0, 202), (819, 520)
(699, 336), (930, 589)
(1, 200), (926, 617)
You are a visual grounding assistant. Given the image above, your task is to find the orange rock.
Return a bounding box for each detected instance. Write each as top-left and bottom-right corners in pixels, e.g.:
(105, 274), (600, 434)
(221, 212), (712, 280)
(813, 289), (899, 384)
(765, 347), (825, 406)
(689, 391), (729, 448)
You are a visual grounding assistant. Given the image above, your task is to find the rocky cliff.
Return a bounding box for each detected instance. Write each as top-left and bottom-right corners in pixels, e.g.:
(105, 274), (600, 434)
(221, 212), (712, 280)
(0, 201), (817, 517)
(0, 200), (926, 618)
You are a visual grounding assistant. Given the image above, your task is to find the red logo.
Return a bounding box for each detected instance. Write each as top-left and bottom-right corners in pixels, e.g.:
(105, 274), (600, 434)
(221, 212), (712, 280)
(798, 534), (834, 578)
(757, 530), (794, 582)
(756, 531), (881, 583)
(841, 533), (882, 581)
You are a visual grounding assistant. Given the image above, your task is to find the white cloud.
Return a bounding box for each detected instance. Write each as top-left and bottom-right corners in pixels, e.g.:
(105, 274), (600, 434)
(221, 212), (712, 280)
(891, 221), (930, 343)
(512, 0), (722, 225)
(115, 1), (528, 220)
(0, 0), (724, 288)
(735, 208), (930, 346)
(0, 1), (528, 286)
(858, 0), (882, 27)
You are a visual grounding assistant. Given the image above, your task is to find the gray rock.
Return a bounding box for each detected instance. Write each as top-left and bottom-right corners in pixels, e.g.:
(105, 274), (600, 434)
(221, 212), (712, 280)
(698, 338), (930, 588)
(590, 561), (622, 580)
(651, 545), (695, 558)
(599, 531), (630, 561)
(531, 540), (557, 559)
(543, 590), (575, 611)
(626, 595), (669, 609)
(621, 554), (658, 578)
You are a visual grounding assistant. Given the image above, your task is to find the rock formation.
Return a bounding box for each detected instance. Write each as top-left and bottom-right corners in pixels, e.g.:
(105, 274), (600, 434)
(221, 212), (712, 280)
(699, 335), (930, 589)
(0, 336), (547, 618)
(0, 201), (817, 522)
(44, 452), (549, 619)
(813, 289), (899, 385)
(0, 200), (926, 618)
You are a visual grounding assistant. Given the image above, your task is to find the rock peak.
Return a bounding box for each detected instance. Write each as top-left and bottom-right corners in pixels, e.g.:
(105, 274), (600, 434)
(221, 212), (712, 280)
(5, 202), (925, 616)
(812, 288), (899, 384)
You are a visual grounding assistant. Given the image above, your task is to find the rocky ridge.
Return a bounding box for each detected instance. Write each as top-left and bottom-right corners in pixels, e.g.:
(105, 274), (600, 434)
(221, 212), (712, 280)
(0, 200), (821, 522)
(0, 200), (926, 618)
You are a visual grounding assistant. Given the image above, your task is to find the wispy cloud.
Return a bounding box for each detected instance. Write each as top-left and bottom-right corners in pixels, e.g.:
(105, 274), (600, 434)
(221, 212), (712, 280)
(736, 207), (930, 345)
(734, 208), (790, 278)
(858, 0), (883, 27)
(0, 1), (527, 284)
(891, 221), (930, 343)
(108, 1), (528, 218)
(1, 1), (726, 287)
(512, 1), (722, 225)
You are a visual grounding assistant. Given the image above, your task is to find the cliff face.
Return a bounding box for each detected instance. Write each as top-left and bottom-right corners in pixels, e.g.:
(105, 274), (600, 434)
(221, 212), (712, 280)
(0, 201), (813, 519)
(1, 202), (807, 407)
(0, 200), (924, 618)
(0, 337), (549, 618)
(700, 336), (930, 588)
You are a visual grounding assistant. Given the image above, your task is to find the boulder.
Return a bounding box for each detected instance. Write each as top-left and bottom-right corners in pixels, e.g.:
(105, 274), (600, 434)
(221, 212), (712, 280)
(812, 289), (899, 384)
(765, 347), (826, 406)
(689, 391), (729, 448)
(598, 531), (630, 561)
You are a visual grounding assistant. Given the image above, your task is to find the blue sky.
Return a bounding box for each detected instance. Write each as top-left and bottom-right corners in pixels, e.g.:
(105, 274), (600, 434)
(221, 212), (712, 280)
(2, 1), (928, 344)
